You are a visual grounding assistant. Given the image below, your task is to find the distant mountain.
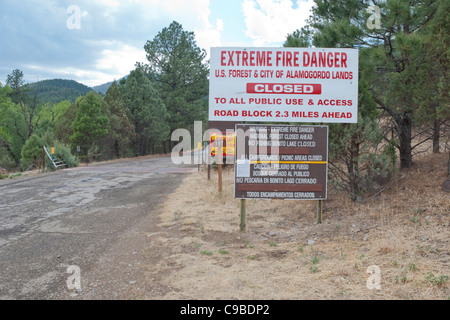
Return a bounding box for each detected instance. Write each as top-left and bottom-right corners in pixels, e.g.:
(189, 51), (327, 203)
(91, 81), (113, 95)
(26, 79), (93, 104)
(91, 75), (128, 95)
(24, 76), (130, 105)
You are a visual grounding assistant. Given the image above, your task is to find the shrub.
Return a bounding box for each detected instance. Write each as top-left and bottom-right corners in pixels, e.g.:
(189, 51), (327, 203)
(0, 146), (16, 171)
(21, 135), (44, 170)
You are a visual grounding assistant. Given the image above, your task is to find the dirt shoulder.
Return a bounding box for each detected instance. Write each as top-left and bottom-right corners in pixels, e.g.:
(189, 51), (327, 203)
(136, 152), (449, 300)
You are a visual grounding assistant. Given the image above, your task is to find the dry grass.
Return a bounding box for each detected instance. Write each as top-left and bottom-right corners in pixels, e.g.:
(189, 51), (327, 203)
(144, 151), (449, 300)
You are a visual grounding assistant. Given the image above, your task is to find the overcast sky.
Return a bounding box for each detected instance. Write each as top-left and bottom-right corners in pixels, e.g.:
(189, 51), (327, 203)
(0, 0), (314, 87)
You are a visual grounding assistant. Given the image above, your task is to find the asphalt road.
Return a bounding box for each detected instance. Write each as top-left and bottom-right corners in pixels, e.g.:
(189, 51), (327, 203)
(0, 154), (198, 299)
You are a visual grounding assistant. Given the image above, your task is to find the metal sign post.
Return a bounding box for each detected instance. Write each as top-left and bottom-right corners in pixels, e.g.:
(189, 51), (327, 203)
(317, 200), (324, 224)
(240, 199), (246, 232)
(197, 142), (201, 172)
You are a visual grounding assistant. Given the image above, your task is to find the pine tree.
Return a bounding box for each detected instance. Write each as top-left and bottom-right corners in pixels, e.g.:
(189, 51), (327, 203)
(103, 81), (137, 158)
(119, 68), (169, 155)
(310, 0), (439, 168)
(20, 134), (44, 170)
(71, 92), (110, 157)
(140, 21), (209, 150)
(285, 19), (395, 201)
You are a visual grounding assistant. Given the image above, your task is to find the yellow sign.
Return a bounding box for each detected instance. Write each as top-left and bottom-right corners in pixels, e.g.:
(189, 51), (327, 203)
(210, 132), (235, 156)
(51, 147), (55, 154)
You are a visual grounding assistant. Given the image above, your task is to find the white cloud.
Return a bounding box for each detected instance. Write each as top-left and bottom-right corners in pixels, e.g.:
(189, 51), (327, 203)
(95, 43), (147, 81)
(127, 0), (223, 55)
(242, 0), (314, 46)
(195, 18), (224, 53)
(190, 0), (223, 51)
(99, 0), (121, 7)
(121, 0), (221, 51)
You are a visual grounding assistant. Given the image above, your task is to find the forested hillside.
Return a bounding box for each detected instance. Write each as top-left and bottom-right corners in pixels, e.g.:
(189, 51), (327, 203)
(26, 79), (93, 104)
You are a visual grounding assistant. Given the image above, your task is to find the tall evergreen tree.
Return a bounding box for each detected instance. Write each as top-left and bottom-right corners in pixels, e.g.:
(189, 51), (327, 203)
(71, 92), (110, 156)
(402, 0), (450, 153)
(119, 68), (169, 156)
(20, 134), (44, 170)
(6, 69), (26, 104)
(284, 30), (394, 200)
(140, 21), (209, 149)
(310, 0), (439, 168)
(0, 83), (26, 168)
(6, 69), (41, 141)
(54, 99), (80, 145)
(103, 81), (137, 158)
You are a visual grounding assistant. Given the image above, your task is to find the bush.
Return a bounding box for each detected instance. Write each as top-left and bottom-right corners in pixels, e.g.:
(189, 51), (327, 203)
(21, 135), (44, 170)
(0, 146), (16, 171)
(328, 117), (396, 201)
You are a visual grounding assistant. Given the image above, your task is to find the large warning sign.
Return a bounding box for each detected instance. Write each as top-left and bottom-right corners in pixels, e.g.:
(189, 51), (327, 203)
(234, 124), (328, 200)
(209, 47), (358, 123)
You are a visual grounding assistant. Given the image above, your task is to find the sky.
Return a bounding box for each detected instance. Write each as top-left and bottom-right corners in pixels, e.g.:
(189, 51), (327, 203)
(0, 0), (315, 88)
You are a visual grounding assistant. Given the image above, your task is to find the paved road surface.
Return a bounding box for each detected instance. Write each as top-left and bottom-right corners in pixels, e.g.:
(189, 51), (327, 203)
(0, 154), (198, 299)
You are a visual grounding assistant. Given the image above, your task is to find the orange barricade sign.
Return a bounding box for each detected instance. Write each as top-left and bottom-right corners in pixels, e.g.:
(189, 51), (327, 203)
(210, 132), (235, 157)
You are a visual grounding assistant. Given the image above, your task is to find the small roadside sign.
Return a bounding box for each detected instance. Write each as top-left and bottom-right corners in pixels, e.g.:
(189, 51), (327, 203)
(210, 131), (235, 157)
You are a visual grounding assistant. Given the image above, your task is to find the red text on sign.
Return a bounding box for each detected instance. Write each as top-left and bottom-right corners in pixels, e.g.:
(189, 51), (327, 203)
(219, 50), (349, 68)
(247, 83), (321, 95)
(303, 51), (348, 68)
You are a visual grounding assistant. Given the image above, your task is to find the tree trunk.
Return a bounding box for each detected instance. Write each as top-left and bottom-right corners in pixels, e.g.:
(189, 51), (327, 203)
(139, 137), (146, 156)
(371, 95), (414, 169)
(396, 113), (413, 169)
(432, 119), (440, 153)
(114, 140), (120, 158)
(347, 138), (360, 202)
(447, 151), (450, 177)
(398, 130), (413, 168)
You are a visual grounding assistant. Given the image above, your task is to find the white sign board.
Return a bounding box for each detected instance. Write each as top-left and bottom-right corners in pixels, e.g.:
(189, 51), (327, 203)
(209, 47), (359, 123)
